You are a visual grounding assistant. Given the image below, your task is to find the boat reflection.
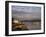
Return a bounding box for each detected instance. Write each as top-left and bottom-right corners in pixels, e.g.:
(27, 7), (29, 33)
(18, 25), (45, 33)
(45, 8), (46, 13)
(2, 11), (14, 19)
(12, 18), (28, 31)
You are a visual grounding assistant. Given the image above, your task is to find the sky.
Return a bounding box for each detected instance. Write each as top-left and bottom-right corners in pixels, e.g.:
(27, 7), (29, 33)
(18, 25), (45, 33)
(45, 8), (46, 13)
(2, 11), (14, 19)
(12, 6), (41, 20)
